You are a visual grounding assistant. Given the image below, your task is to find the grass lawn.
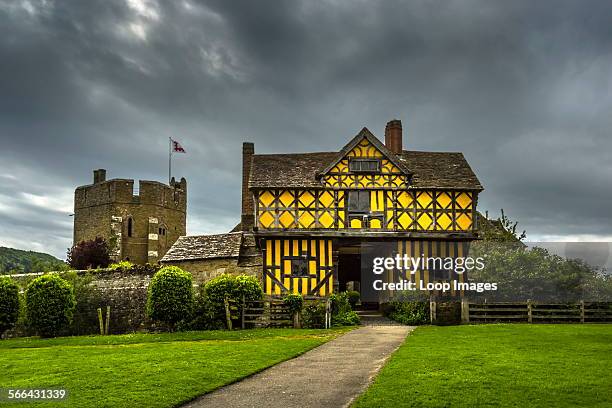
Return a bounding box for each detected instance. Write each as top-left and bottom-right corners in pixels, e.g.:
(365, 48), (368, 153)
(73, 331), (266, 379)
(1, 328), (349, 407)
(354, 324), (612, 408)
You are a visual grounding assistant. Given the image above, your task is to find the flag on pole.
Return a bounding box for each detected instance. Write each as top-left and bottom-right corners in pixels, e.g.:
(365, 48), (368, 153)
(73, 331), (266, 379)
(171, 138), (186, 153)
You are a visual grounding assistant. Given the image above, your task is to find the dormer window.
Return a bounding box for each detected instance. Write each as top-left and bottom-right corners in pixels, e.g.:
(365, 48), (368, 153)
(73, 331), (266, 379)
(349, 158), (380, 172)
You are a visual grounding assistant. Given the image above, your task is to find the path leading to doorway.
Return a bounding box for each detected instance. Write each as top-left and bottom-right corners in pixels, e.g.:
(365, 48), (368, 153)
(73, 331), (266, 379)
(182, 322), (413, 408)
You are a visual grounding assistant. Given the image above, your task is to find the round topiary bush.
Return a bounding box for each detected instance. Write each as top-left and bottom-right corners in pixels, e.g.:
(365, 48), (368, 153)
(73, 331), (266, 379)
(146, 266), (194, 329)
(25, 274), (76, 338)
(0, 276), (20, 338)
(235, 275), (263, 302)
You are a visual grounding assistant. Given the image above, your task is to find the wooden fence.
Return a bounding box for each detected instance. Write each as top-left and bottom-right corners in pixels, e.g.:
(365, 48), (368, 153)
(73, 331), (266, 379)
(462, 301), (612, 323)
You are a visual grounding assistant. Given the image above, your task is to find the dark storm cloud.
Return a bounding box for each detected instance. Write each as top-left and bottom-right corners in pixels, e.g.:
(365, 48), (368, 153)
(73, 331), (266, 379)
(1, 0), (611, 258)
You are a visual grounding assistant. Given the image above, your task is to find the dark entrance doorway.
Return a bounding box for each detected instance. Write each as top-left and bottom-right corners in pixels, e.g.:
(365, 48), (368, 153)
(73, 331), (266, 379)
(336, 242), (381, 310)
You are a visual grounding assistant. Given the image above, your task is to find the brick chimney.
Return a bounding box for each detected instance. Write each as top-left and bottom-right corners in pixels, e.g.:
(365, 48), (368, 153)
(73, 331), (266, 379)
(93, 169), (106, 184)
(384, 119), (403, 154)
(241, 142), (255, 231)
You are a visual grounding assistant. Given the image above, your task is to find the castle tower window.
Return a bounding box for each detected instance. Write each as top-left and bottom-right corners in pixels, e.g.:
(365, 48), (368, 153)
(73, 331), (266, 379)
(349, 158), (380, 172)
(127, 217), (133, 237)
(290, 258), (309, 277)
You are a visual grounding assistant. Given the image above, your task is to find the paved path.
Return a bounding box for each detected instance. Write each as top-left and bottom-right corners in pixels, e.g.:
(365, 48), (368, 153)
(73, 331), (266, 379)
(183, 321), (413, 408)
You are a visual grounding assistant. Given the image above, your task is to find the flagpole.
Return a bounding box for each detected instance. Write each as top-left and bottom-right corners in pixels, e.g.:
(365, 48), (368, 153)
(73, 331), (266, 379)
(168, 137), (172, 184)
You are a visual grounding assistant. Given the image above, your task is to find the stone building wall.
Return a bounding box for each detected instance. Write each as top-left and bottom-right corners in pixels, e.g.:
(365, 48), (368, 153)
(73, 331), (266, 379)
(162, 258), (261, 284)
(73, 170), (187, 264)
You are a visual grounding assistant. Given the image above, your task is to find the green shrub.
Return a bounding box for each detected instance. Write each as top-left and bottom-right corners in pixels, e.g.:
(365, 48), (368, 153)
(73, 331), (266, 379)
(332, 310), (360, 326)
(0, 276), (20, 338)
(146, 266), (194, 329)
(384, 300), (429, 325)
(25, 274), (76, 337)
(186, 287), (225, 330)
(302, 301), (326, 328)
(283, 294), (304, 317)
(108, 261), (134, 271)
(235, 275), (264, 302)
(330, 292), (352, 315)
(346, 290), (360, 309)
(205, 274), (237, 304)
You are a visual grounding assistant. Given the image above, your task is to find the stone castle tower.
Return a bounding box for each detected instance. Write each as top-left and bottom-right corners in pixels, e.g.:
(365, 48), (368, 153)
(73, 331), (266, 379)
(73, 169), (187, 264)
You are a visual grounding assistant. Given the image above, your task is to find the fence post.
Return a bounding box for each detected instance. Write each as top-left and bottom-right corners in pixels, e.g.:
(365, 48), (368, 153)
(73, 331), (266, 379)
(580, 300), (585, 323)
(325, 298), (331, 329)
(241, 294), (246, 330)
(224, 296), (233, 330)
(461, 298), (470, 323)
(97, 307), (104, 335)
(105, 306), (110, 335)
(527, 300), (532, 323)
(430, 300), (437, 324)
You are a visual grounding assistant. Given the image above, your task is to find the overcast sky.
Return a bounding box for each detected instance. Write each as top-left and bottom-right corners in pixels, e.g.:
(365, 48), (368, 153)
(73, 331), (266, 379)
(1, 0), (611, 259)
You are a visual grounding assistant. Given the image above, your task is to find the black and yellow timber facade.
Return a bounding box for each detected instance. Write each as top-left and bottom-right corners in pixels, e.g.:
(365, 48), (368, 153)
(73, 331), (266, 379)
(240, 120), (484, 299)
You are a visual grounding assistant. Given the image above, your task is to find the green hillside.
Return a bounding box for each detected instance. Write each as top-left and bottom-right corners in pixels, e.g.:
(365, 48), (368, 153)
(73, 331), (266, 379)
(0, 246), (67, 274)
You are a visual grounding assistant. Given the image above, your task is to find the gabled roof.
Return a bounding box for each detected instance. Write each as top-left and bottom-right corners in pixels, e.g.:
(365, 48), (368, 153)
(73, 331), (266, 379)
(160, 232), (243, 261)
(249, 150), (483, 190)
(318, 127), (412, 177)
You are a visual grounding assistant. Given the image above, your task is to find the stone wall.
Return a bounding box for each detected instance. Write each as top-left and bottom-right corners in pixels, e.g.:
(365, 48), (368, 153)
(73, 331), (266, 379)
(73, 174), (187, 264)
(162, 258), (261, 284)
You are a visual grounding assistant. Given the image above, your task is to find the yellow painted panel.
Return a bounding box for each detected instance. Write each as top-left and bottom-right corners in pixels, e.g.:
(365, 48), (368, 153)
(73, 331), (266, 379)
(265, 239), (272, 295)
(279, 191), (294, 207)
(319, 211), (334, 228)
(259, 191), (275, 207)
(299, 191), (315, 207)
(292, 240), (298, 256)
(370, 218), (382, 229)
(350, 218), (362, 228)
(417, 212), (433, 230)
(456, 192), (472, 210)
(437, 192), (452, 209)
(436, 213), (452, 230)
(279, 211), (295, 228)
(327, 240), (333, 295)
(274, 240), (281, 295)
(319, 191), (334, 207)
(397, 191), (413, 208)
(456, 213), (472, 230)
(259, 211), (275, 228)
(298, 211), (315, 228)
(397, 212), (412, 229)
(416, 191), (433, 209)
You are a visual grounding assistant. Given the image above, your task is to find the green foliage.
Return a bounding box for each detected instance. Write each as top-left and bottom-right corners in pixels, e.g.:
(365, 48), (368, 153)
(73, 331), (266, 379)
(302, 301), (326, 328)
(0, 276), (20, 337)
(188, 287), (225, 331)
(470, 242), (612, 302)
(67, 237), (111, 270)
(25, 274), (76, 337)
(62, 271), (104, 335)
(108, 261), (134, 271)
(0, 246), (67, 274)
(346, 290), (360, 309)
(479, 209), (526, 243)
(146, 266), (194, 329)
(329, 292), (360, 326)
(384, 300), (429, 325)
(235, 275), (264, 302)
(283, 294), (304, 317)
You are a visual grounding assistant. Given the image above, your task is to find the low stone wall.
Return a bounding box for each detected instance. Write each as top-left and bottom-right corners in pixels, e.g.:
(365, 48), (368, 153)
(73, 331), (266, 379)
(3, 260), (262, 337)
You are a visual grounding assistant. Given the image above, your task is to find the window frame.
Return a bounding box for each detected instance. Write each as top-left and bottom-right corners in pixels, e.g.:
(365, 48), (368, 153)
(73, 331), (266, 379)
(347, 190), (371, 214)
(290, 257), (309, 277)
(348, 158), (381, 173)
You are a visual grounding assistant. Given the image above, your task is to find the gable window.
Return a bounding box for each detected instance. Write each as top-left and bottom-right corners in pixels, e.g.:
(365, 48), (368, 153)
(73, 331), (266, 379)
(348, 191), (370, 214)
(349, 158), (380, 173)
(290, 257), (309, 277)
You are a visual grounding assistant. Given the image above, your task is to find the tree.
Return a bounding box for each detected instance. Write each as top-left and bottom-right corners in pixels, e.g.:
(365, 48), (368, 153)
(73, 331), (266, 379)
(67, 237), (111, 270)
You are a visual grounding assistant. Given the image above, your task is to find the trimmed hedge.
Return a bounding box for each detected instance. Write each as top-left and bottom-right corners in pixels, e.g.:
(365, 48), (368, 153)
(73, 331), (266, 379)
(146, 266), (194, 329)
(384, 300), (429, 325)
(0, 276), (20, 338)
(25, 274), (76, 337)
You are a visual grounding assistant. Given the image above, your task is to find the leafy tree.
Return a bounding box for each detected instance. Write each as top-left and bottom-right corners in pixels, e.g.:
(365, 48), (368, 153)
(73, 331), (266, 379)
(0, 276), (20, 337)
(67, 237), (111, 270)
(25, 274), (76, 337)
(0, 247), (67, 274)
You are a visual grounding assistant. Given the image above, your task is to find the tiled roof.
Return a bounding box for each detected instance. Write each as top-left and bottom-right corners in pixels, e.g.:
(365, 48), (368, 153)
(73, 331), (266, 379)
(249, 150), (483, 190)
(160, 232), (243, 261)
